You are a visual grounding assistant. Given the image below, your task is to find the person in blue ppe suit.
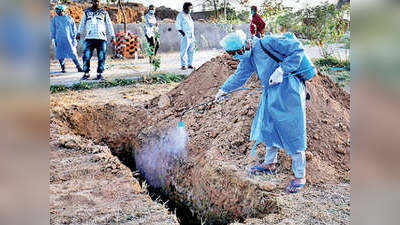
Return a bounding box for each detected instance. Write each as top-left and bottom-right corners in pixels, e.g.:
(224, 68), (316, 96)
(144, 5), (160, 64)
(175, 2), (195, 70)
(51, 5), (83, 73)
(215, 30), (316, 193)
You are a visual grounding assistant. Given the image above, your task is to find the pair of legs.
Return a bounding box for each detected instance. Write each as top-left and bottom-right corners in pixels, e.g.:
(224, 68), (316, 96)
(179, 35), (195, 69)
(82, 39), (107, 80)
(145, 35), (160, 63)
(252, 146), (306, 193)
(58, 56), (83, 73)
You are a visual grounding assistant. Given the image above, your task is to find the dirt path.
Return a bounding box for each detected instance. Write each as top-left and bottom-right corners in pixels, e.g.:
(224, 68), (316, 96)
(50, 50), (223, 87)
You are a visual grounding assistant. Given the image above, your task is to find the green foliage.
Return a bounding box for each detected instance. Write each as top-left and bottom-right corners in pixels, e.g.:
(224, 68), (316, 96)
(149, 73), (186, 84)
(213, 7), (249, 23)
(237, 10), (250, 22)
(50, 84), (67, 93)
(314, 57), (350, 87)
(274, 11), (299, 32)
(296, 4), (348, 58)
(260, 0), (286, 17)
(50, 74), (186, 94)
(260, 1), (349, 59)
(144, 31), (161, 71)
(314, 56), (350, 71)
(260, 0), (298, 33)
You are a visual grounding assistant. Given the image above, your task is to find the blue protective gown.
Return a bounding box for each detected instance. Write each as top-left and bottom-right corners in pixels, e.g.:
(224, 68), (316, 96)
(50, 15), (79, 60)
(221, 33), (316, 154)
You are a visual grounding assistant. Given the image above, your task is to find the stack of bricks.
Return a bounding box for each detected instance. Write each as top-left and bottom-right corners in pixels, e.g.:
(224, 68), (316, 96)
(112, 31), (144, 59)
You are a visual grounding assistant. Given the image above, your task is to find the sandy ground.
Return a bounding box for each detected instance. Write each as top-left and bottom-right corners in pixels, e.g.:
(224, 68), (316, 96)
(50, 81), (350, 224)
(49, 46), (350, 224)
(50, 83), (181, 225)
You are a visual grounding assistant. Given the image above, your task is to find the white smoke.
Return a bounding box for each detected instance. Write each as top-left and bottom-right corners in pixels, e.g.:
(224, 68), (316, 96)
(135, 126), (188, 188)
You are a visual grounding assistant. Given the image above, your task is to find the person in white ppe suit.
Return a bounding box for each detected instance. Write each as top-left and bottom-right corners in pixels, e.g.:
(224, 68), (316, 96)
(175, 2), (195, 70)
(144, 5), (160, 64)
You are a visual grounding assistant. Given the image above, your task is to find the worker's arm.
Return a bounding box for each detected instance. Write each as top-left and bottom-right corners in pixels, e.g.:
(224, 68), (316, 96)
(76, 12), (87, 40)
(105, 11), (115, 39)
(70, 17), (77, 37)
(145, 13), (155, 27)
(175, 13), (185, 36)
(250, 22), (255, 35)
(271, 37), (304, 74)
(50, 18), (56, 41)
(144, 13), (150, 26)
(70, 16), (77, 45)
(257, 14), (266, 32)
(220, 56), (255, 93)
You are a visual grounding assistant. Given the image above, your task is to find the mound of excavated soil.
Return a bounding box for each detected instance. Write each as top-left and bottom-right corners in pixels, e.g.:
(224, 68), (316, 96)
(49, 3), (146, 24)
(51, 54), (350, 224)
(142, 54), (350, 222)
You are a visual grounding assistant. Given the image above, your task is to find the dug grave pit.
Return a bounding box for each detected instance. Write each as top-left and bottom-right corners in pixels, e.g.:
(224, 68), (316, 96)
(51, 54), (350, 224)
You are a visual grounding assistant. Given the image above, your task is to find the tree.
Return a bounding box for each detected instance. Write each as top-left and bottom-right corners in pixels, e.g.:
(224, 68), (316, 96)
(201, 0), (246, 18)
(116, 0), (127, 34)
(336, 0), (350, 9)
(297, 4), (347, 58)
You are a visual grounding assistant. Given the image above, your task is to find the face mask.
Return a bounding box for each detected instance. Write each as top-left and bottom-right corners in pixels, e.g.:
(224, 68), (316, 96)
(234, 50), (251, 61)
(185, 8), (192, 14)
(150, 10), (154, 14)
(251, 10), (255, 15)
(56, 9), (63, 16)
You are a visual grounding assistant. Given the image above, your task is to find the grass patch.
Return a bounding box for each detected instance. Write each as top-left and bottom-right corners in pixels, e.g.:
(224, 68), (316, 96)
(314, 56), (350, 70)
(314, 57), (350, 87)
(50, 73), (186, 94)
(149, 73), (186, 84)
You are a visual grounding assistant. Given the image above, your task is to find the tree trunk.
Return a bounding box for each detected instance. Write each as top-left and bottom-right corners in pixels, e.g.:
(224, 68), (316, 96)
(213, 0), (218, 18)
(118, 0), (127, 34)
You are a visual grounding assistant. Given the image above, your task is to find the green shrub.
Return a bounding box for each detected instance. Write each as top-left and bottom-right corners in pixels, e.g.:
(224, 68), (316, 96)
(50, 85), (67, 94)
(314, 57), (350, 70)
(314, 57), (350, 87)
(50, 74), (186, 94)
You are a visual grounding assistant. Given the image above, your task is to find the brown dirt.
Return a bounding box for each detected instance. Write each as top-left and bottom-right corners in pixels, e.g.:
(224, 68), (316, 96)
(50, 55), (350, 224)
(48, 2), (180, 24)
(141, 54), (350, 223)
(146, 54), (350, 183)
(49, 85), (180, 224)
(49, 2), (147, 24)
